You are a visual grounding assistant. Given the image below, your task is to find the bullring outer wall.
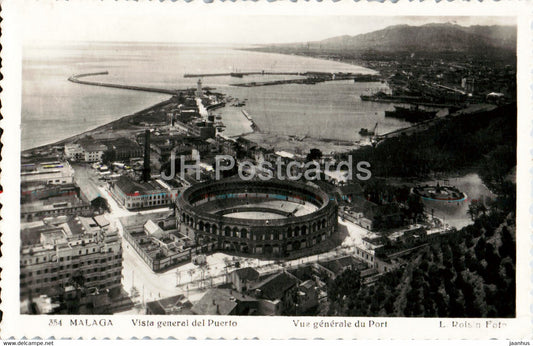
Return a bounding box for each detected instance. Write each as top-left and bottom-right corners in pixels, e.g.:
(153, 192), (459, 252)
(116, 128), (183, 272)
(176, 179), (338, 258)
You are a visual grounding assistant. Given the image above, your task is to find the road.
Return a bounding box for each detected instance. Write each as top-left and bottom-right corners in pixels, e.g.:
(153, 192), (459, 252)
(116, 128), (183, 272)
(73, 163), (380, 306)
(118, 211), (374, 305)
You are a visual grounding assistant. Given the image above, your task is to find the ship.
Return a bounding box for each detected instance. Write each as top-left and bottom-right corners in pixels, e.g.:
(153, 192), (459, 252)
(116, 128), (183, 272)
(385, 105), (438, 122)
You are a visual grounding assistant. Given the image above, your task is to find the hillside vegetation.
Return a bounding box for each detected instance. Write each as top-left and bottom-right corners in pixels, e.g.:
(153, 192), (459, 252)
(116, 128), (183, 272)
(328, 207), (515, 317)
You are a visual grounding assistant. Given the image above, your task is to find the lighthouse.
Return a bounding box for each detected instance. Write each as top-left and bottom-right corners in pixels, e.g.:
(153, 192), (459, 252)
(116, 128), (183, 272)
(196, 79), (203, 97)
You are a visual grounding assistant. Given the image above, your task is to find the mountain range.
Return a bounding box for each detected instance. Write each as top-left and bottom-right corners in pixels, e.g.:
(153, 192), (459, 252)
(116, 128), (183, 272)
(257, 23), (516, 54)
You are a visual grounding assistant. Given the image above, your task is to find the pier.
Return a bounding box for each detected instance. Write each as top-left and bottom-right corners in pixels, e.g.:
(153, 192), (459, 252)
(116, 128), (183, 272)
(68, 71), (183, 95)
(183, 71), (302, 78)
(376, 103), (497, 142)
(241, 110), (260, 132)
(185, 71), (364, 87)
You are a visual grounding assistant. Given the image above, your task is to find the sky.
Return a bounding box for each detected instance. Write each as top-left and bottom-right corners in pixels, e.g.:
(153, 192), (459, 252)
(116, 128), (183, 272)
(17, 1), (516, 45)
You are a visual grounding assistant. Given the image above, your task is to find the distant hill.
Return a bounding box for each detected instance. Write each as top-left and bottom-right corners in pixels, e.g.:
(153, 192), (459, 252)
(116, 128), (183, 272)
(258, 23), (516, 54)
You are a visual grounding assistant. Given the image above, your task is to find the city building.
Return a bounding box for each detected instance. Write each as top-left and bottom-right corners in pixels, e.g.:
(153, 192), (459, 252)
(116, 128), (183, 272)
(120, 212), (217, 271)
(226, 267), (260, 293)
(109, 175), (180, 210)
(21, 160), (74, 185)
(82, 143), (107, 163)
(100, 138), (143, 160)
(191, 289), (258, 315)
(64, 143), (84, 161)
(172, 119), (216, 139)
(146, 294), (193, 315)
(317, 255), (368, 280)
(20, 187), (92, 222)
(65, 138), (142, 163)
(20, 215), (123, 300)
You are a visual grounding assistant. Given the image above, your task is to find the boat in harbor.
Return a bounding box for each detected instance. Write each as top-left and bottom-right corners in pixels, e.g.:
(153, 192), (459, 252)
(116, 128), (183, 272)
(385, 105), (438, 122)
(359, 122), (378, 136)
(232, 101), (246, 107)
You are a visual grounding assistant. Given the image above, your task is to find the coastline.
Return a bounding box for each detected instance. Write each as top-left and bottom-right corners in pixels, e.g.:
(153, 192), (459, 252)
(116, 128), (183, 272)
(237, 47), (380, 75)
(23, 97), (175, 153)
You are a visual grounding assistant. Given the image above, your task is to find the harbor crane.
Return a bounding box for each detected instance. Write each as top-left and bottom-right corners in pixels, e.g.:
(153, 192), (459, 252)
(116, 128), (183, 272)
(358, 122), (378, 136)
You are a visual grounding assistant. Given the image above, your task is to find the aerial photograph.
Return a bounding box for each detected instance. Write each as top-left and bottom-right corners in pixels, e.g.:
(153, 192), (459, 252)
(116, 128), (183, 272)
(20, 14), (516, 317)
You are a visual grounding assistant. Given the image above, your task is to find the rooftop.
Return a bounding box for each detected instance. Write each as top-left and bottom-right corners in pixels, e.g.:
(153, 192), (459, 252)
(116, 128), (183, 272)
(320, 256), (367, 275)
(250, 271), (300, 301)
(100, 138), (141, 152)
(21, 161), (73, 177)
(21, 215), (110, 246)
(230, 267), (260, 282)
(20, 194), (88, 214)
(146, 294), (192, 315)
(81, 143), (108, 152)
(115, 176), (168, 195)
(21, 224), (64, 246)
(191, 289), (256, 315)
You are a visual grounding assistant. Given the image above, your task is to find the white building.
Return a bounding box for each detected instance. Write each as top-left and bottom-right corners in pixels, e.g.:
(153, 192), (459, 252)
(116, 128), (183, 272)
(20, 215), (123, 299)
(82, 144), (107, 163)
(64, 142), (108, 163)
(21, 161), (74, 185)
(64, 143), (84, 161)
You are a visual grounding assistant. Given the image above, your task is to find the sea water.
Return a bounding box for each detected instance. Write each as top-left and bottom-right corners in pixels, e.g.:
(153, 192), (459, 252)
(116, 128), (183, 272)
(23, 41), (418, 150)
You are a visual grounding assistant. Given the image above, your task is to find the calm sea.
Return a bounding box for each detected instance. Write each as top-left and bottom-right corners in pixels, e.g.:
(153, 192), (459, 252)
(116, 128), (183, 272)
(22, 42), (432, 150)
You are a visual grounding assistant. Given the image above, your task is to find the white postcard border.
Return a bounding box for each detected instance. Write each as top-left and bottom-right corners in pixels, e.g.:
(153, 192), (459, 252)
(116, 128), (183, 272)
(0, 0), (531, 339)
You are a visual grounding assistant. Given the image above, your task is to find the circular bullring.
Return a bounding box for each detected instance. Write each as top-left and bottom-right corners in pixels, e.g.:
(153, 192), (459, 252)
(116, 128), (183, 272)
(176, 179), (338, 258)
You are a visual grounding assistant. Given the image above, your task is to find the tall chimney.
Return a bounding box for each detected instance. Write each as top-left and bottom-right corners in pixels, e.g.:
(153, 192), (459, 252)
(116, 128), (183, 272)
(142, 129), (151, 182)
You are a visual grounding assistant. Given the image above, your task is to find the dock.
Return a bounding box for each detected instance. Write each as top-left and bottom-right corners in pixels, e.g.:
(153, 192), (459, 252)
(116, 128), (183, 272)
(183, 71), (302, 78)
(376, 104), (497, 141)
(68, 71), (183, 95)
(242, 110), (260, 132)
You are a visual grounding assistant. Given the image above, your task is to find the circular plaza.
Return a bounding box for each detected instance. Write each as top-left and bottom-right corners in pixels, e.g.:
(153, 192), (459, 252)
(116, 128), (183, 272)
(176, 179), (338, 258)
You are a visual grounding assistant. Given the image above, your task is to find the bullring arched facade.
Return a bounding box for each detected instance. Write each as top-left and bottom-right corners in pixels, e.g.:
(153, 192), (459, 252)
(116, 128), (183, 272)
(176, 179), (338, 258)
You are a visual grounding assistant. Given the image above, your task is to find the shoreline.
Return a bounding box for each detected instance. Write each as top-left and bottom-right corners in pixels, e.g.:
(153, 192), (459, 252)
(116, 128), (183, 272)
(237, 47), (380, 76)
(23, 97), (175, 153)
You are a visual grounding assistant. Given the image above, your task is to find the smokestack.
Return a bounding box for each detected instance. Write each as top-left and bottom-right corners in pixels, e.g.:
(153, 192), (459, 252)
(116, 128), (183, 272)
(142, 129), (151, 182)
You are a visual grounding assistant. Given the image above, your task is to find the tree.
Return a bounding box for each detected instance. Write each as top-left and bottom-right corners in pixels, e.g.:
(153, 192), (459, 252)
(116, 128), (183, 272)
(406, 194), (425, 221)
(499, 226), (515, 261)
(328, 270), (361, 312)
(467, 200), (487, 221)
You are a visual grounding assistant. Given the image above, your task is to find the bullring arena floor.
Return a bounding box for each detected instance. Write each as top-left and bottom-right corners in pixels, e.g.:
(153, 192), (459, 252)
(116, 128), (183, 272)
(215, 199), (319, 220)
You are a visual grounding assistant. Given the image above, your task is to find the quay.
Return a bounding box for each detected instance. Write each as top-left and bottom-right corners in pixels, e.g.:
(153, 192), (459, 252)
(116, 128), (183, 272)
(376, 103), (497, 141)
(361, 94), (465, 109)
(242, 109), (260, 132)
(184, 71), (302, 78)
(68, 71), (183, 95)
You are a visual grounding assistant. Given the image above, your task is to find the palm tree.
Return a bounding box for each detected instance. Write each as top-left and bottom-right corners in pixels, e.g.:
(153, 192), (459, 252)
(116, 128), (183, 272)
(188, 268), (195, 284)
